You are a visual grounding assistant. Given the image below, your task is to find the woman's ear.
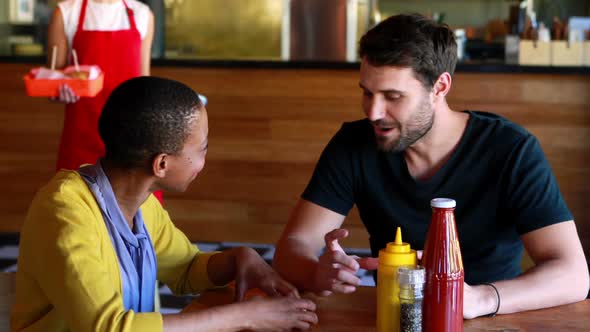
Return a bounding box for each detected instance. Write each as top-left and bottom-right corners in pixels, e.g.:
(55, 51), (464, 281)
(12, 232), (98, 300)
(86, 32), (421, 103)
(152, 153), (168, 178)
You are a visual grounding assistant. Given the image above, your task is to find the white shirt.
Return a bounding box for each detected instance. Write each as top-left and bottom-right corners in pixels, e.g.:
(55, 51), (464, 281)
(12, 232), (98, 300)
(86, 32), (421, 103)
(58, 0), (151, 48)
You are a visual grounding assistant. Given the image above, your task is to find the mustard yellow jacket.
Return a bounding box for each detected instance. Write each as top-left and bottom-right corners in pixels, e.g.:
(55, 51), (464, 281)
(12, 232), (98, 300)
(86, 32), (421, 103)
(12, 170), (217, 331)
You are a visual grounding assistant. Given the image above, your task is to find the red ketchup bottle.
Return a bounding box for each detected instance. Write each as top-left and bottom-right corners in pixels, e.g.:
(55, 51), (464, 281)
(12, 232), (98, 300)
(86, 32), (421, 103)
(422, 198), (464, 332)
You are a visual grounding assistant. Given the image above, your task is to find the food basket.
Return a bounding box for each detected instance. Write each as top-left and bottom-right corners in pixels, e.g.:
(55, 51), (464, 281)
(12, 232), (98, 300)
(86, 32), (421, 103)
(23, 65), (104, 97)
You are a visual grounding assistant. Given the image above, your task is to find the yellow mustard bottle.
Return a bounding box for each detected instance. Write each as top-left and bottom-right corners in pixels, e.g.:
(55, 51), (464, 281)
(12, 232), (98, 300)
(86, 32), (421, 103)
(377, 227), (417, 332)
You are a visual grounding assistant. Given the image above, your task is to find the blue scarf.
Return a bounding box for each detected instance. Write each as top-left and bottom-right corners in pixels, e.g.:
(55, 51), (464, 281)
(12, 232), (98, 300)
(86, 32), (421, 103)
(78, 162), (157, 312)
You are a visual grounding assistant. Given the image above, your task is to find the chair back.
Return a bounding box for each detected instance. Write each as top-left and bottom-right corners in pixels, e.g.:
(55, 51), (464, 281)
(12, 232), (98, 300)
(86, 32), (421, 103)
(0, 272), (16, 331)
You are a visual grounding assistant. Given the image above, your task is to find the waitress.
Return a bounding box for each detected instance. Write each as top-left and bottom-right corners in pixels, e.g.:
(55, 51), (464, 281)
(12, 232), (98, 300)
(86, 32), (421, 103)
(47, 0), (162, 202)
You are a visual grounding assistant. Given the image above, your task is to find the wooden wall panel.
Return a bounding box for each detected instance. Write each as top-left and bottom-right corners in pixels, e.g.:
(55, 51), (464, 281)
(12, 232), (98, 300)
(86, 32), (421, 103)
(0, 63), (588, 259)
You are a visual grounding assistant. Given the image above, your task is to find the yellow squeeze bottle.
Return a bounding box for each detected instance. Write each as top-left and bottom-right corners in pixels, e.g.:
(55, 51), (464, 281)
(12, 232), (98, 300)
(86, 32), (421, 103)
(377, 227), (417, 332)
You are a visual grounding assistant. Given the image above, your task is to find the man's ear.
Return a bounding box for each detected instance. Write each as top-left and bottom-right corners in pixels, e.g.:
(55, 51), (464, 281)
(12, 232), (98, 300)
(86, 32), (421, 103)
(152, 153), (169, 178)
(432, 72), (452, 99)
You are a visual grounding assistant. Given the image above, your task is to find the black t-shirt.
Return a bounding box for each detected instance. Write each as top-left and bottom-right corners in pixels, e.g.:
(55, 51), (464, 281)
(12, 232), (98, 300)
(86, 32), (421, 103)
(302, 111), (572, 284)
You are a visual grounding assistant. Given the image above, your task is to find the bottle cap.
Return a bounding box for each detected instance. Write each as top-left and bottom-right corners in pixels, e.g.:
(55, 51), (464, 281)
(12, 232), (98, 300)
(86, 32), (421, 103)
(385, 227), (411, 253)
(430, 198), (456, 208)
(378, 227), (417, 266)
(398, 266), (425, 287)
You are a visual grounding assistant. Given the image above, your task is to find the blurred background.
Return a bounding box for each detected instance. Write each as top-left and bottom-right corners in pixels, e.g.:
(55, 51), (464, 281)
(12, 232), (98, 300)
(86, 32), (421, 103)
(1, 0), (589, 62)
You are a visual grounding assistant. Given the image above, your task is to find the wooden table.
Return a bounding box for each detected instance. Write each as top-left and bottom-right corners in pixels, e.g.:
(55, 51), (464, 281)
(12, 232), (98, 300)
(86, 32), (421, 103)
(184, 286), (590, 331)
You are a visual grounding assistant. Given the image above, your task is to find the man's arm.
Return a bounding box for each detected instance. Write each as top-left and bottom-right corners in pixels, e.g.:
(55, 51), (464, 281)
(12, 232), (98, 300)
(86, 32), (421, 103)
(464, 134), (590, 318)
(274, 199), (371, 295)
(465, 220), (589, 318)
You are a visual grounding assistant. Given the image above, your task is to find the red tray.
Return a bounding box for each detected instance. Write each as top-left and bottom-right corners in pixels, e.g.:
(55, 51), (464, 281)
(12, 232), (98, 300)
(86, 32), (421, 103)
(23, 67), (104, 97)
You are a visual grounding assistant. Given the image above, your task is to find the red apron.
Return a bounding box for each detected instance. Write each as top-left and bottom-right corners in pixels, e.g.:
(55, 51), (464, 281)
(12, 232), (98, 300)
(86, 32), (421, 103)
(57, 0), (163, 203)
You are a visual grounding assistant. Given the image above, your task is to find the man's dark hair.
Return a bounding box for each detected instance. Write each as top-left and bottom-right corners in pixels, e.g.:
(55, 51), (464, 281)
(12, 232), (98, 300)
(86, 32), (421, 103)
(99, 76), (203, 168)
(359, 13), (457, 88)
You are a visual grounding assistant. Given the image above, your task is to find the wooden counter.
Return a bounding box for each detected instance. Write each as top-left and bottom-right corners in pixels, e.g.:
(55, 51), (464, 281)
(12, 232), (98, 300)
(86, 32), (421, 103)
(0, 63), (589, 259)
(184, 286), (590, 331)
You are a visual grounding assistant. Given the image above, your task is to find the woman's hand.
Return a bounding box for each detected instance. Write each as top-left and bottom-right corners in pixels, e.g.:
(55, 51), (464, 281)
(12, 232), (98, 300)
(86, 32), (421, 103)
(163, 287), (317, 332)
(236, 296), (318, 331)
(233, 247), (300, 301)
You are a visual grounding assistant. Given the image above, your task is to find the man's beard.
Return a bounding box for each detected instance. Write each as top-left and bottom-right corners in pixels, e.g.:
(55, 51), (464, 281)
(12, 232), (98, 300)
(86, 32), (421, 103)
(374, 98), (434, 152)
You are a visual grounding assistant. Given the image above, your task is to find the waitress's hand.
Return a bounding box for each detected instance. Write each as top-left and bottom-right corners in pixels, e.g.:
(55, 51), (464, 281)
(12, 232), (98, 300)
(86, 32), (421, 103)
(50, 84), (80, 104)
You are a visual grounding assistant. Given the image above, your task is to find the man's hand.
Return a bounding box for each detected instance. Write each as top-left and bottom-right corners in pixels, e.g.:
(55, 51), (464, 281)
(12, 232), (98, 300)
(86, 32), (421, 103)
(417, 250), (498, 319)
(311, 229), (378, 296)
(233, 247), (300, 302)
(463, 283), (499, 319)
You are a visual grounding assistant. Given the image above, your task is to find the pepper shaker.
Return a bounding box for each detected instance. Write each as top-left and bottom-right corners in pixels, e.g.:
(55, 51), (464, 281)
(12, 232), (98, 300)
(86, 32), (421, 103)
(398, 266), (425, 332)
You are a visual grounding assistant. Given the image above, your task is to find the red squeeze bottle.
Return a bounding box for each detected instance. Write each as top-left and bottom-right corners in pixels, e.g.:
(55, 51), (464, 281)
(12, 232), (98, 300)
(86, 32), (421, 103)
(422, 198), (464, 332)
